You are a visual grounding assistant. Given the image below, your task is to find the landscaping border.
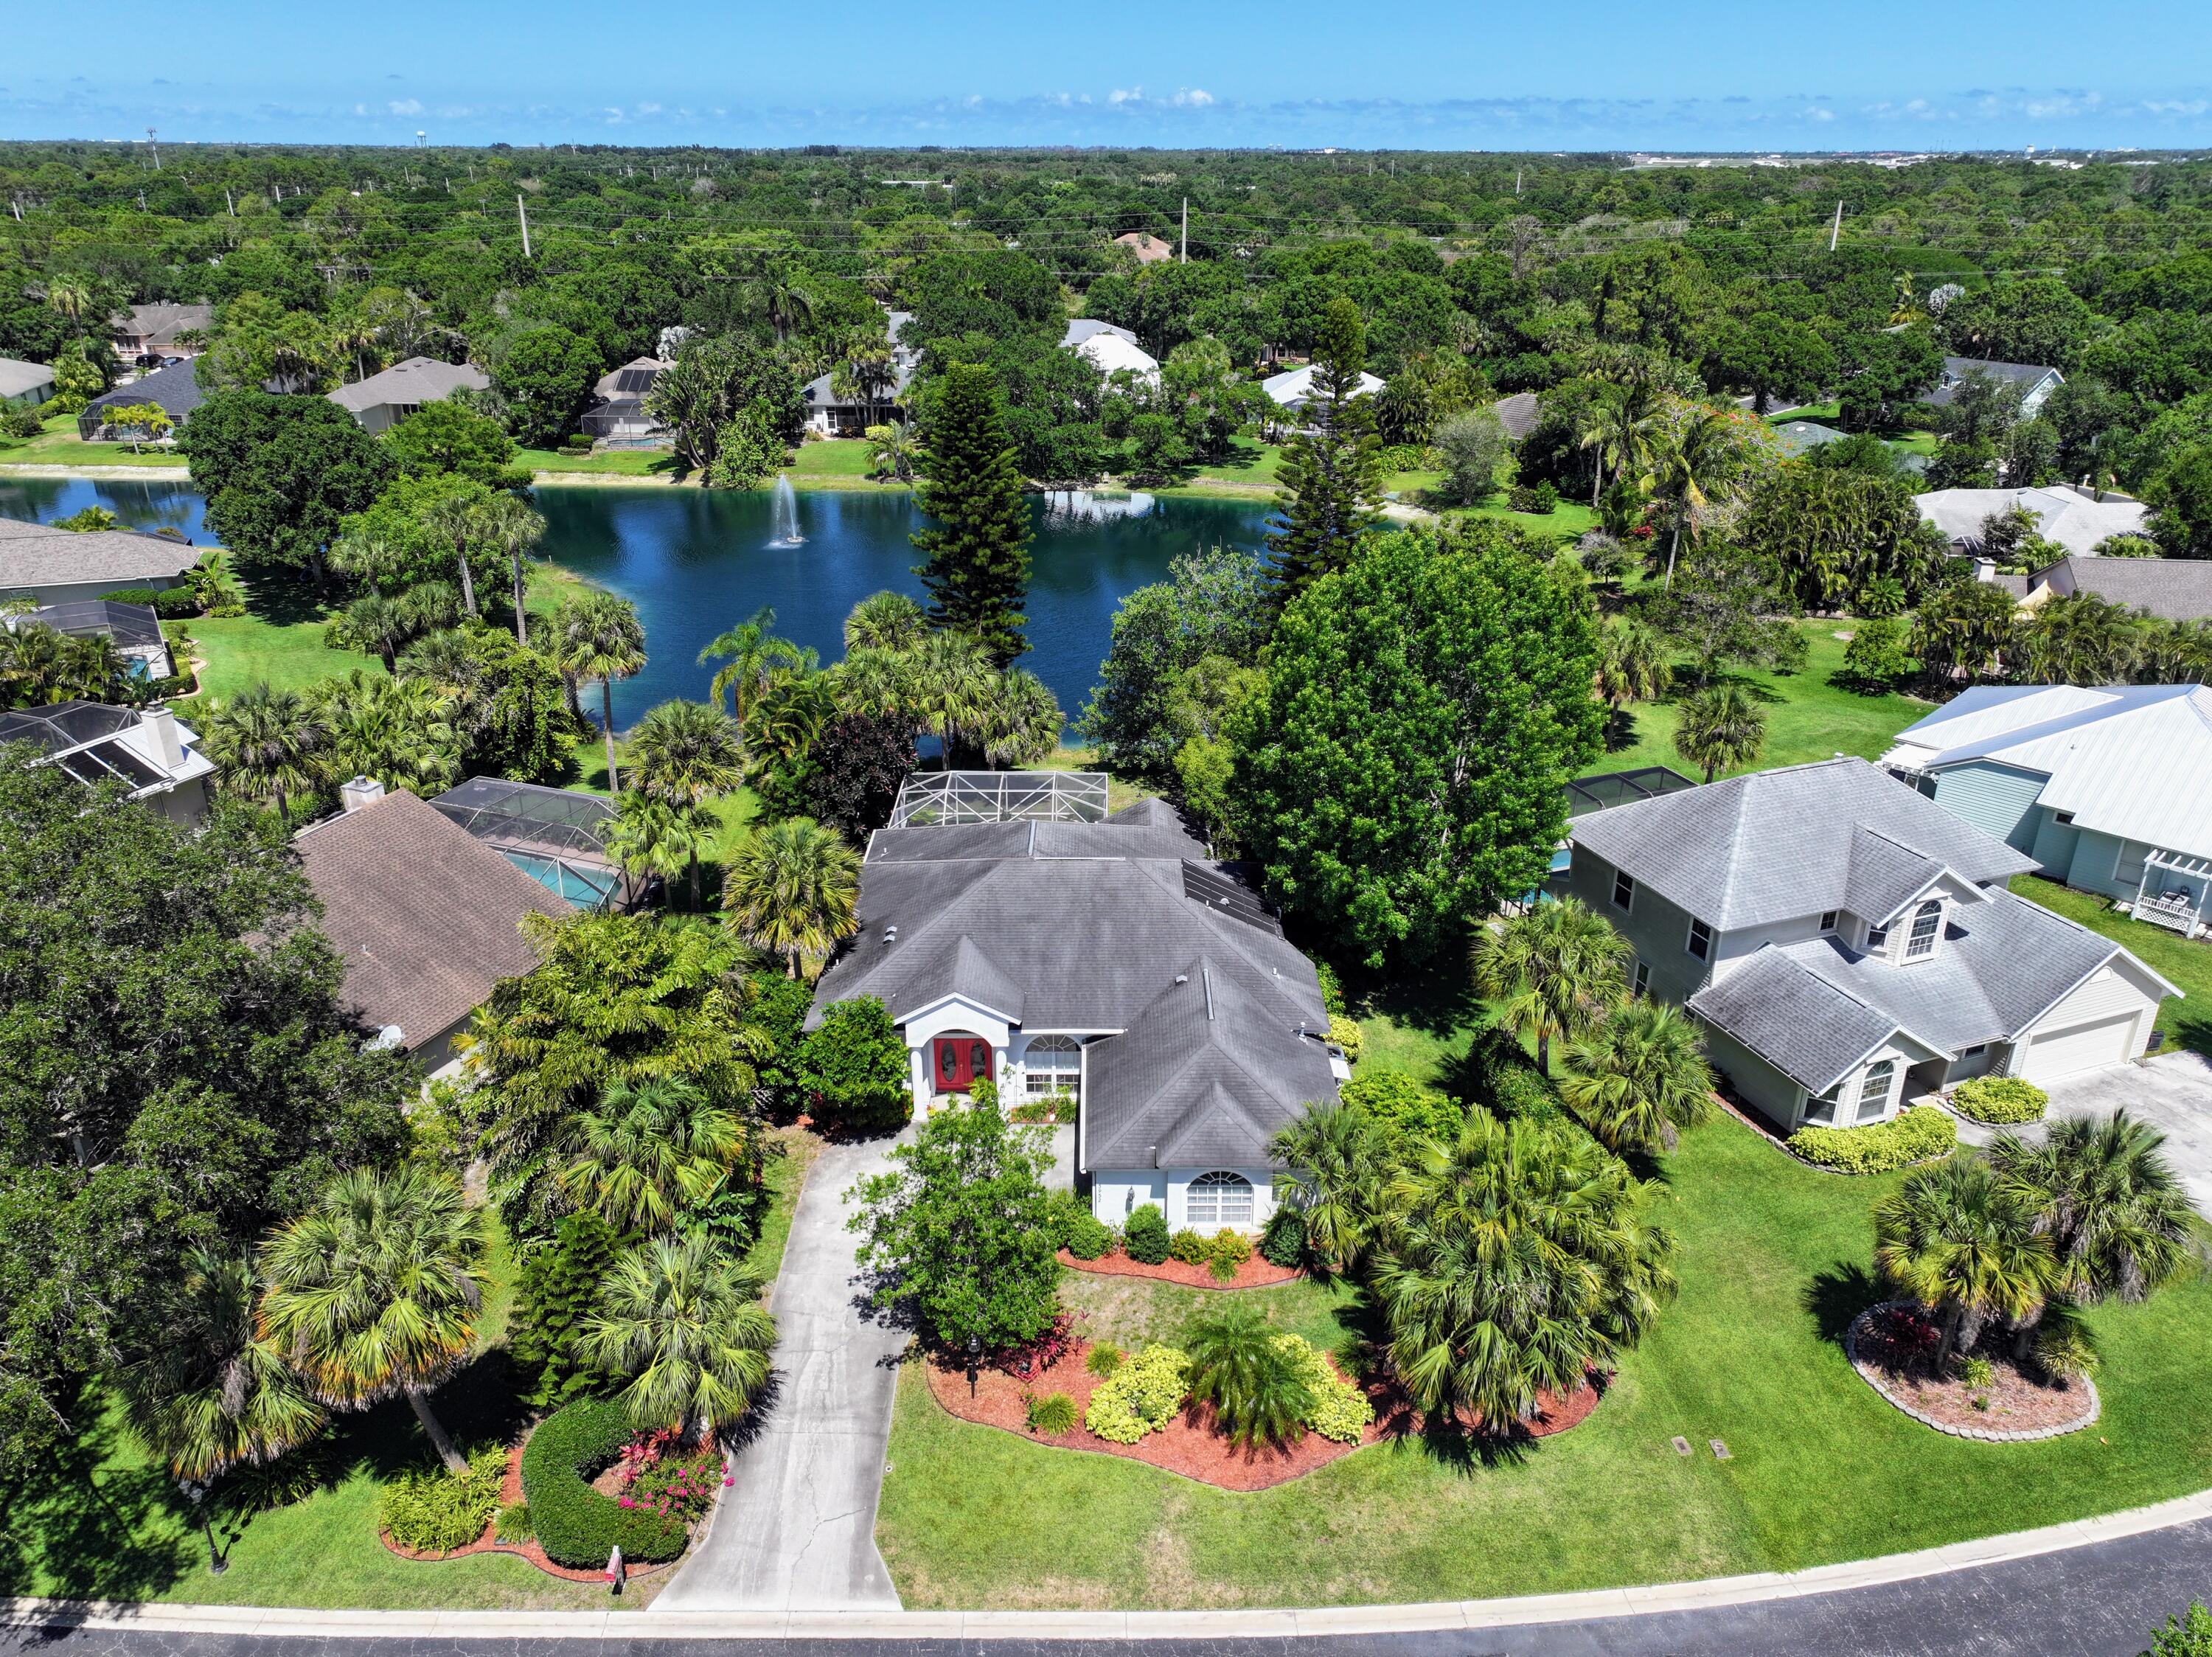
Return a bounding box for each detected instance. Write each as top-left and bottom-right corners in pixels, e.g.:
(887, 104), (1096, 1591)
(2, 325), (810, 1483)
(1844, 1302), (2100, 1443)
(1056, 1248), (1304, 1290)
(375, 1439), (679, 1583)
(1710, 1089), (1955, 1178)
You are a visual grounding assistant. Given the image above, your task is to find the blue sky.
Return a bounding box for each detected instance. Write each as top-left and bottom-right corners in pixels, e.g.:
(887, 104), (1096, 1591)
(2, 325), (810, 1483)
(5, 0), (2212, 150)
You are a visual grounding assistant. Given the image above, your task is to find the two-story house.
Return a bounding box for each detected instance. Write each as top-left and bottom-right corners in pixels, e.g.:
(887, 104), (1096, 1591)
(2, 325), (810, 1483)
(1564, 758), (2178, 1133)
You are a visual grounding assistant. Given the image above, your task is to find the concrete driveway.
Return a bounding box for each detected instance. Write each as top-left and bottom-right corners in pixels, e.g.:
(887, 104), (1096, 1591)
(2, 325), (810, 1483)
(655, 1130), (911, 1612)
(1951, 1051), (2212, 1216)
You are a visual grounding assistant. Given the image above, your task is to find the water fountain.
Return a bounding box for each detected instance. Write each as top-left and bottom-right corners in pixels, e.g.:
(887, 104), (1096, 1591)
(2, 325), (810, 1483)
(767, 474), (804, 547)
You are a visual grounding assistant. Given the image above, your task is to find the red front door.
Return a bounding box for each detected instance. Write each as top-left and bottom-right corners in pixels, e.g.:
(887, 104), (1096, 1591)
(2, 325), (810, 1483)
(932, 1035), (992, 1093)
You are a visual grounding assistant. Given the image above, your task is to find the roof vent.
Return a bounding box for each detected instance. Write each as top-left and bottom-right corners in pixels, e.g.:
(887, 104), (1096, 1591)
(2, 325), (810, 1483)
(1174, 973), (1188, 984)
(340, 775), (386, 813)
(883, 923), (899, 944)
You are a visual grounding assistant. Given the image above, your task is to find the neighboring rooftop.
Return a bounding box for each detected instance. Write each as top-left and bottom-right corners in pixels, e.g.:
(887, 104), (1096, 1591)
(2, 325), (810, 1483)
(1927, 356), (2062, 405)
(2026, 555), (2212, 622)
(1262, 362), (1387, 408)
(1060, 319), (1141, 350)
(111, 303), (212, 350)
(1913, 483), (2149, 559)
(327, 355), (490, 414)
(79, 358), (205, 429)
(0, 698), (212, 798)
(0, 357), (55, 400)
(0, 514), (201, 594)
(1492, 391), (1542, 440)
(591, 355), (671, 402)
(1113, 232), (1175, 264)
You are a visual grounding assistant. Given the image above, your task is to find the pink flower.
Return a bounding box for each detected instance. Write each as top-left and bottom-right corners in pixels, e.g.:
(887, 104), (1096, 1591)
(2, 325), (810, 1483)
(723, 1476), (734, 1486)
(618, 1496), (636, 1509)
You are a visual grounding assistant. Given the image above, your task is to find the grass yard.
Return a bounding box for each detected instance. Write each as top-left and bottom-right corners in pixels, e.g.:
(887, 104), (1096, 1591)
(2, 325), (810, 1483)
(1602, 620), (1931, 782)
(517, 445), (684, 479)
(0, 415), (188, 470)
(170, 610), (382, 703)
(2013, 875), (2212, 1059)
(877, 1108), (2212, 1610)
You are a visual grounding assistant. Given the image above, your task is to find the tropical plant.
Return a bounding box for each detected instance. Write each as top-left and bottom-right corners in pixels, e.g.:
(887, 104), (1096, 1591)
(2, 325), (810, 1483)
(579, 1233), (776, 1441)
(844, 590), (929, 654)
(201, 682), (334, 816)
(1950, 1077), (2048, 1125)
(2018, 593), (2148, 687)
(1596, 618), (1673, 709)
(1991, 1111), (2196, 1307)
(1024, 1390), (1078, 1436)
(1267, 1102), (1385, 1276)
(1473, 898), (1630, 1074)
(721, 815), (860, 977)
(478, 492), (547, 645)
(975, 667), (1063, 767)
(1653, 405), (1751, 588)
(795, 996), (911, 1134)
(863, 420), (919, 482)
(1557, 998), (1717, 1154)
(699, 607), (815, 730)
(257, 1166), (485, 1472)
(313, 670), (460, 796)
(553, 591), (647, 792)
(1183, 1306), (1313, 1448)
(603, 789), (710, 909)
(1082, 1344), (1190, 1443)
(627, 698), (745, 905)
(554, 1077), (750, 1237)
(1672, 681), (1767, 783)
(1874, 1155), (2056, 1366)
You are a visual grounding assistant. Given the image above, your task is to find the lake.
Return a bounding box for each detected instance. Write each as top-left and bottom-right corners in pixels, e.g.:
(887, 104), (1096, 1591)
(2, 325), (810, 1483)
(0, 477), (1275, 725)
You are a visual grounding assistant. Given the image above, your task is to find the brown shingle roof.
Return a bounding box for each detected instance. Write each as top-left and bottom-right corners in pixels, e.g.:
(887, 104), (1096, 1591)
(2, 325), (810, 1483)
(296, 789), (569, 1050)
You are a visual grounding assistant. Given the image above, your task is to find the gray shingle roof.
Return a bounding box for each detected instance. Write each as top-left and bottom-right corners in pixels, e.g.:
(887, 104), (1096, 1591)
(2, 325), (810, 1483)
(1689, 948), (1908, 1094)
(1842, 825), (1954, 925)
(112, 304), (211, 348)
(0, 515), (202, 592)
(2033, 555), (2212, 622)
(327, 355), (489, 413)
(81, 358), (205, 425)
(1570, 758), (2036, 931)
(1928, 357), (2061, 405)
(1492, 391), (1542, 440)
(0, 357), (55, 400)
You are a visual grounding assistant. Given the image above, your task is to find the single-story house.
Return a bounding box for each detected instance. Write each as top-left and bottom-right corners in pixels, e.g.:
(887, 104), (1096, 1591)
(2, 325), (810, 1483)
(7, 598), (173, 678)
(296, 779), (573, 1069)
(327, 355), (490, 436)
(429, 775), (622, 909)
(1062, 318), (1159, 384)
(0, 700), (213, 824)
(807, 775), (1346, 1234)
(801, 310), (923, 437)
(1882, 684), (2212, 939)
(1114, 232), (1175, 265)
(77, 358), (205, 441)
(2007, 554), (2212, 622)
(1915, 482), (2149, 560)
(110, 303), (212, 369)
(1927, 355), (2065, 419)
(1492, 391), (1543, 440)
(0, 515), (200, 606)
(1262, 361), (1386, 414)
(1565, 757), (2178, 1130)
(582, 356), (674, 440)
(0, 357), (54, 411)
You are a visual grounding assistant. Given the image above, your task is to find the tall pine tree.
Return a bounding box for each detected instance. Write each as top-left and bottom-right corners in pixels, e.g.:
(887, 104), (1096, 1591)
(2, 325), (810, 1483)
(1265, 296), (1385, 601)
(911, 362), (1034, 667)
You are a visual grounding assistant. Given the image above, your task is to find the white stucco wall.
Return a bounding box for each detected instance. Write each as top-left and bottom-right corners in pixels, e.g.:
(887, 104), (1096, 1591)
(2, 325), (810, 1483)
(1088, 1166), (1278, 1234)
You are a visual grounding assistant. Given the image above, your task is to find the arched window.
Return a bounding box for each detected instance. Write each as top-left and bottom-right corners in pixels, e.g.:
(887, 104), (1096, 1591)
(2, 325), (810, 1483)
(1186, 1170), (1254, 1228)
(1906, 898), (1943, 960)
(1023, 1035), (1081, 1099)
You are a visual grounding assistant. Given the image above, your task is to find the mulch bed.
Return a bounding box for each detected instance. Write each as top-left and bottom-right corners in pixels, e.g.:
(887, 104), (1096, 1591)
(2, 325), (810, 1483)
(925, 1335), (1600, 1491)
(1057, 1246), (1304, 1290)
(377, 1433), (678, 1583)
(1847, 1303), (2100, 1442)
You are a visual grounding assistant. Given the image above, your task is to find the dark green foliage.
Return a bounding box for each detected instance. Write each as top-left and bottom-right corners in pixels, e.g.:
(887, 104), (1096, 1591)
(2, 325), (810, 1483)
(495, 324), (602, 448)
(509, 1212), (619, 1410)
(400, 627), (571, 782)
(911, 361), (1034, 666)
(741, 969), (816, 1118)
(1043, 1189), (1111, 1260)
(1736, 465), (1952, 611)
(1079, 548), (1270, 779)
(1486, 1063), (1565, 1126)
(2143, 1602), (2212, 1656)
(1123, 1203), (1171, 1265)
(1840, 616), (1915, 691)
(1267, 297), (1386, 599)
(182, 391), (397, 587)
(795, 711), (915, 840)
(1024, 1390), (1078, 1436)
(2145, 442), (2212, 557)
(1259, 1205), (1308, 1269)
(1233, 522), (1603, 967)
(384, 399), (524, 489)
(797, 997), (911, 1136)
(1184, 1307), (1312, 1448)
(518, 1398), (689, 1566)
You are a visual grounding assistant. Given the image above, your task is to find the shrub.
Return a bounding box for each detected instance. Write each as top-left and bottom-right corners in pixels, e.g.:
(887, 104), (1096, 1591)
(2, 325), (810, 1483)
(0, 407), (42, 440)
(1341, 1069), (1463, 1145)
(1123, 1203), (1170, 1265)
(1951, 1077), (2048, 1125)
(1169, 1227), (1209, 1265)
(2144, 1603), (2212, 1657)
(1787, 1105), (1956, 1173)
(1082, 1344), (1190, 1443)
(1508, 482), (1559, 514)
(1326, 1013), (1363, 1065)
(493, 1502), (534, 1543)
(519, 1399), (689, 1567)
(1085, 1342), (1124, 1378)
(1063, 1212), (1112, 1260)
(616, 1428), (725, 1526)
(1205, 1227), (1252, 1282)
(1487, 1064), (1564, 1125)
(1259, 1205), (1307, 1269)
(378, 1446), (506, 1553)
(1313, 960), (1346, 1016)
(798, 996), (912, 1136)
(96, 587), (163, 606)
(989, 1308), (1077, 1378)
(1279, 1334), (1372, 1444)
(1025, 1390), (1078, 1436)
(1961, 1355), (1995, 1389)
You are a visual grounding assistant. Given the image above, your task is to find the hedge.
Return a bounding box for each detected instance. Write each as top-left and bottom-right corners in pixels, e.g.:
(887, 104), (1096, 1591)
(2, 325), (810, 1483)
(518, 1398), (689, 1566)
(1787, 1105), (1957, 1174)
(1951, 1077), (2049, 1125)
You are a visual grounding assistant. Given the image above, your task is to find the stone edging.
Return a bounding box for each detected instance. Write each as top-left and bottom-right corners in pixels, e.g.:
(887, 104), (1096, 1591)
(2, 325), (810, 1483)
(1845, 1301), (2100, 1442)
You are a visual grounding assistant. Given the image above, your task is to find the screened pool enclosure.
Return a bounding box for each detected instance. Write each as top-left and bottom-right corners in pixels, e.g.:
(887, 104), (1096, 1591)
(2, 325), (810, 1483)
(430, 777), (621, 908)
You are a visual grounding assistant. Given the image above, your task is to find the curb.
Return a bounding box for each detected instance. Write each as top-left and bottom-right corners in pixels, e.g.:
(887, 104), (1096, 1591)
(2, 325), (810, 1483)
(1844, 1302), (2099, 1442)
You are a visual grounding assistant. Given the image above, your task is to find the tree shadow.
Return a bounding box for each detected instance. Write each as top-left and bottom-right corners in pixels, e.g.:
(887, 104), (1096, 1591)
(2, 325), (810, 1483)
(1804, 1262), (1883, 1347)
(234, 572), (331, 627)
(0, 1393), (191, 1600)
(1602, 706), (1639, 752)
(1352, 945), (1483, 1042)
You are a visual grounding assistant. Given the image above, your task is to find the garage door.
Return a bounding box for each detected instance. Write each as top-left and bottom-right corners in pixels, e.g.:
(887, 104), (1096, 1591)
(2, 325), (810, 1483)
(2020, 1013), (2138, 1083)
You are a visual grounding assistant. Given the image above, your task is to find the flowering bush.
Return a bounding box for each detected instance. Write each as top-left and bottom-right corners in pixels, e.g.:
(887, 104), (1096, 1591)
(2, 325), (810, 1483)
(1205, 1227), (1252, 1282)
(616, 1428), (725, 1526)
(1084, 1344), (1190, 1443)
(1950, 1077), (2048, 1125)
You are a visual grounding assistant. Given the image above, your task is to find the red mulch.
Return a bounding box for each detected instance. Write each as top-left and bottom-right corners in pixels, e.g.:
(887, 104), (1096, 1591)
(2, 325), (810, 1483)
(925, 1336), (1599, 1491)
(377, 1434), (675, 1583)
(1854, 1307), (2094, 1434)
(1057, 1246), (1304, 1290)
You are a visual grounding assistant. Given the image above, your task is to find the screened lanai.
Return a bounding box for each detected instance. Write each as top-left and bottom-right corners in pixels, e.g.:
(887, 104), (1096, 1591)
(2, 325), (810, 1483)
(430, 777), (621, 908)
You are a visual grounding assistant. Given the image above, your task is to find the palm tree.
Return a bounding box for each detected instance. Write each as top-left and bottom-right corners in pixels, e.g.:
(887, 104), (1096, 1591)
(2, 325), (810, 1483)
(2018, 594), (2147, 687)
(603, 790), (709, 909)
(1268, 1102), (1385, 1278)
(975, 668), (1063, 768)
(1992, 1111), (2195, 1307)
(1473, 898), (1630, 1074)
(1183, 1306), (1311, 1449)
(1368, 1114), (1677, 1429)
(698, 608), (814, 730)
(831, 646), (917, 724)
(721, 815), (861, 977)
(421, 490), (484, 619)
(314, 670), (459, 796)
(257, 1166), (484, 1473)
(580, 1233), (776, 1442)
(863, 421), (919, 484)
(904, 630), (995, 761)
(479, 493), (546, 645)
(1654, 406), (1743, 590)
(334, 593), (413, 673)
(122, 1247), (325, 1574)
(831, 341), (897, 428)
(1596, 619), (1672, 709)
(844, 590), (928, 654)
(1874, 1156), (2056, 1368)
(45, 274), (95, 322)
(554, 591), (647, 792)
(1672, 682), (1767, 783)
(201, 683), (333, 817)
(1557, 999), (1717, 1155)
(556, 1078), (748, 1237)
(627, 699), (746, 906)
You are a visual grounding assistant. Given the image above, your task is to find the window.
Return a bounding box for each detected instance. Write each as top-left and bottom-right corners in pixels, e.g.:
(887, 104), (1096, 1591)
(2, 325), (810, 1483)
(1856, 1059), (1896, 1119)
(1804, 1082), (1843, 1125)
(1632, 960), (1650, 996)
(1023, 1035), (1081, 1099)
(1686, 918), (1712, 962)
(1186, 1170), (1254, 1228)
(1612, 870), (1635, 911)
(1963, 1043), (1987, 1057)
(1865, 925), (1888, 952)
(1905, 899), (1942, 960)
(1819, 910), (1838, 933)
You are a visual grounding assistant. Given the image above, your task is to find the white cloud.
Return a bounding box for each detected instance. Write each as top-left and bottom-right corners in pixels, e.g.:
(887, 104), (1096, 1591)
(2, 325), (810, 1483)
(386, 97), (423, 116)
(1170, 88), (1214, 107)
(1107, 86), (1138, 105)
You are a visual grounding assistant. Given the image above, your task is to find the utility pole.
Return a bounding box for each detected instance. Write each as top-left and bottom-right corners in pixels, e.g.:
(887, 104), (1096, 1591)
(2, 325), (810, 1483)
(1516, 167), (1523, 196)
(146, 127), (161, 170)
(224, 187), (234, 216)
(1180, 196), (1187, 263)
(1829, 199), (1843, 252)
(517, 194), (532, 258)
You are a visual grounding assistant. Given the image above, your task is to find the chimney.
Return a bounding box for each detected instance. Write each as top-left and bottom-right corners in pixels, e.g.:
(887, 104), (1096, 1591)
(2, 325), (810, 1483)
(139, 706), (185, 768)
(340, 776), (386, 812)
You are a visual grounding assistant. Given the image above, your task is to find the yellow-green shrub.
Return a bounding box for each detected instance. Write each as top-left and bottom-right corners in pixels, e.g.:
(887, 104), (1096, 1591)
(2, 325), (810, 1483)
(1951, 1077), (2048, 1125)
(1278, 1334), (1371, 1444)
(1788, 1105), (1955, 1173)
(1083, 1344), (1189, 1443)
(1328, 1013), (1363, 1065)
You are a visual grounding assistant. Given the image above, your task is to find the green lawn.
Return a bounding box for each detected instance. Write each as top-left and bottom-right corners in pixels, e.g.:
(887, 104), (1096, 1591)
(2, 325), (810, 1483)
(877, 1106), (2212, 1610)
(1603, 621), (1930, 782)
(0, 415), (187, 469)
(2013, 875), (2212, 1059)
(171, 611), (382, 703)
(517, 445), (684, 479)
